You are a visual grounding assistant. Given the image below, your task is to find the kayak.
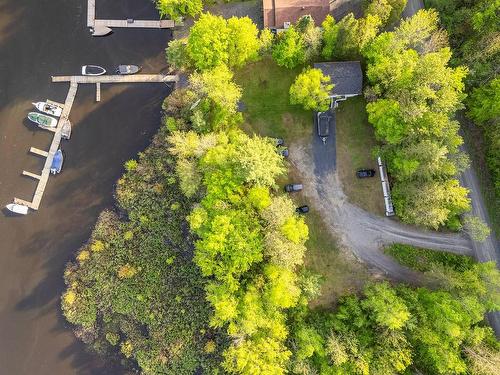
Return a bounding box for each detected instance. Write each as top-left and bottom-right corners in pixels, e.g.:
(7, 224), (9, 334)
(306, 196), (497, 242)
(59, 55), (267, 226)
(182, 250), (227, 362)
(6, 203), (29, 215)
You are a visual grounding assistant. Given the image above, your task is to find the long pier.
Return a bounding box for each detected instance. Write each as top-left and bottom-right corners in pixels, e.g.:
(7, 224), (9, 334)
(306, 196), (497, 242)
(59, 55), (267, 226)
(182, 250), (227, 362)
(87, 0), (178, 36)
(13, 74), (178, 211)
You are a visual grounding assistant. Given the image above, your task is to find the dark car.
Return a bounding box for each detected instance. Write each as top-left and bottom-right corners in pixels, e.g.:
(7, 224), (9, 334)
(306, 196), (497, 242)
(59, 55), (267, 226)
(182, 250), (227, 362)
(280, 148), (289, 158)
(274, 138), (285, 147)
(317, 111), (331, 144)
(356, 169), (376, 178)
(284, 183), (303, 192)
(296, 205), (309, 214)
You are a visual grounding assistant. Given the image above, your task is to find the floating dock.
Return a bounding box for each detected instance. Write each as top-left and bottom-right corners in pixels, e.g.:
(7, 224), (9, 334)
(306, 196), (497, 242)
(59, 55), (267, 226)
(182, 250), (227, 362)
(13, 74), (178, 211)
(87, 0), (178, 36)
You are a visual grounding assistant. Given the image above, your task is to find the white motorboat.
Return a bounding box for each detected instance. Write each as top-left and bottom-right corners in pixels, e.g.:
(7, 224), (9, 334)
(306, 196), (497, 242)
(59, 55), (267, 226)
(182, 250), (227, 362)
(81, 65), (106, 76)
(6, 203), (29, 215)
(116, 65), (141, 75)
(32, 101), (63, 117)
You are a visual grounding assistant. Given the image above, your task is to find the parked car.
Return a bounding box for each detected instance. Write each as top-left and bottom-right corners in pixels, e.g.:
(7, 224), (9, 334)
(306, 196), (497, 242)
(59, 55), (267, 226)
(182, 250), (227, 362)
(317, 111), (331, 144)
(274, 138), (285, 147)
(280, 148), (289, 158)
(356, 169), (376, 178)
(284, 183), (303, 192)
(296, 205), (309, 214)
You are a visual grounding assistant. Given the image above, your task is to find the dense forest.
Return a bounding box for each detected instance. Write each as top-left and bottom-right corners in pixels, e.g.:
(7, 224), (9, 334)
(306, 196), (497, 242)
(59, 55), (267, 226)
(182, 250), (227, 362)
(425, 0), (499, 227)
(62, 1), (500, 374)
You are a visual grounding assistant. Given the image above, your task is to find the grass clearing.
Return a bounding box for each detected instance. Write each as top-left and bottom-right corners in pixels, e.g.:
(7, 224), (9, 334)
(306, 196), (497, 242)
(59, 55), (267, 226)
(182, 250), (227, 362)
(234, 57), (312, 141)
(336, 96), (385, 216)
(236, 59), (371, 305)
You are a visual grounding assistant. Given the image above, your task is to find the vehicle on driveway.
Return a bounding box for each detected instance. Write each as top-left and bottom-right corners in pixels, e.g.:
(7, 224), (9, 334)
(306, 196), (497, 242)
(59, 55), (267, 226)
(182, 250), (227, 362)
(356, 169), (376, 178)
(284, 183), (303, 192)
(296, 205), (309, 214)
(280, 148), (289, 158)
(317, 111), (331, 144)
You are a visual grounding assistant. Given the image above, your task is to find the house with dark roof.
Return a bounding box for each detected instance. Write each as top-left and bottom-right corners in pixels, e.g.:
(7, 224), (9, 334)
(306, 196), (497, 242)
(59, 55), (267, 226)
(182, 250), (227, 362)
(263, 0), (330, 30)
(314, 61), (363, 102)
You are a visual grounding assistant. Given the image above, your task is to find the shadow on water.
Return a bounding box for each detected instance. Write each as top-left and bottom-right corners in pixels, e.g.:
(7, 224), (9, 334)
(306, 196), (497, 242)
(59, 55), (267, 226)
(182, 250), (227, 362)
(0, 0), (173, 373)
(11, 83), (169, 373)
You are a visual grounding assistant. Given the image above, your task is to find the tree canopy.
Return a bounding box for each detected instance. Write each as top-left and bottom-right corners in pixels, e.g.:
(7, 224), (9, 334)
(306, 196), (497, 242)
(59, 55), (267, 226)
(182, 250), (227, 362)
(289, 68), (333, 112)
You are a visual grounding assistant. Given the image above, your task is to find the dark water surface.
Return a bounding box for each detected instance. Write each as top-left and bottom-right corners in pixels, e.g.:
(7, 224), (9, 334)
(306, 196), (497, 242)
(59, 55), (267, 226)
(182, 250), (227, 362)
(0, 0), (172, 373)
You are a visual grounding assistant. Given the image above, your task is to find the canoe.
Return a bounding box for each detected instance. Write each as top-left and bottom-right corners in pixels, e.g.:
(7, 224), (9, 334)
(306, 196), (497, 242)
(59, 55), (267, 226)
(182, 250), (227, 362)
(116, 65), (141, 75)
(27, 112), (58, 128)
(81, 65), (106, 76)
(6, 203), (29, 215)
(33, 101), (62, 117)
(50, 149), (64, 175)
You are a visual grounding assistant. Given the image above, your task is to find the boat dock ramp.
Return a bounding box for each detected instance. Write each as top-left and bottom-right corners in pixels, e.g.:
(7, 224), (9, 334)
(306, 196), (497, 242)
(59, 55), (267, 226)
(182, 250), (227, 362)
(13, 74), (178, 211)
(87, 0), (180, 36)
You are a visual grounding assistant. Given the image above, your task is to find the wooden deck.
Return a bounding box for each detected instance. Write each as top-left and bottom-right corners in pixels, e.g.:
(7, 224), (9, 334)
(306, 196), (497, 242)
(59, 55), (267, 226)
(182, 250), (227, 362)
(87, 0), (177, 34)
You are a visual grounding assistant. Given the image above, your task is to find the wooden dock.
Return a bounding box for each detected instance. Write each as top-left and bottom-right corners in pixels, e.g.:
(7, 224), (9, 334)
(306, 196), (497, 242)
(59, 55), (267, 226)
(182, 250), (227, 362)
(52, 74), (178, 84)
(13, 74), (177, 211)
(87, 0), (177, 36)
(14, 83), (78, 210)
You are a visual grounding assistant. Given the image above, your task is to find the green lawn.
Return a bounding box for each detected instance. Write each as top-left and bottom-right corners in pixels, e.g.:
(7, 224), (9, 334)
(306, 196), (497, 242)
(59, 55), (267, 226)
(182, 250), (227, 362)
(235, 58), (371, 306)
(336, 96), (386, 216)
(234, 57), (312, 141)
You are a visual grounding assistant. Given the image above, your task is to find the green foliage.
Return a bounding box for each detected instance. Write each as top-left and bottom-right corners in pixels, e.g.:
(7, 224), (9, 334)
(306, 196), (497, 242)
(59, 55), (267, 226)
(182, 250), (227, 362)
(272, 26), (306, 69)
(289, 68), (333, 112)
(185, 13), (261, 71)
(384, 243), (475, 273)
(156, 0), (203, 21)
(463, 215), (492, 242)
(468, 78), (500, 124)
(321, 15), (340, 59)
(166, 38), (190, 71)
(363, 9), (470, 228)
(362, 282), (410, 330)
(62, 125), (223, 374)
(288, 269), (500, 375)
(365, 0), (408, 26)
(189, 65), (243, 131)
(425, 0), (500, 223)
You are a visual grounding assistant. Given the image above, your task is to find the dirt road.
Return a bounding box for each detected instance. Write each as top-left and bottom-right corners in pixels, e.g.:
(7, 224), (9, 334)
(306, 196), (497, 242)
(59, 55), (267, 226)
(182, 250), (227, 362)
(291, 141), (473, 284)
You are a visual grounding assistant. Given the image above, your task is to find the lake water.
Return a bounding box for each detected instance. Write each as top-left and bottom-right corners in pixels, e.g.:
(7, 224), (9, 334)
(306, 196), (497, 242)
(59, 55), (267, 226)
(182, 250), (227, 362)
(0, 0), (172, 373)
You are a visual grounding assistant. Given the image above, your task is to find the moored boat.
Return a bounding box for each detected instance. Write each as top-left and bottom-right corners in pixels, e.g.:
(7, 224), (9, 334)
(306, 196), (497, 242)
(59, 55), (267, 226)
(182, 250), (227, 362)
(81, 65), (106, 76)
(32, 101), (63, 117)
(50, 149), (64, 175)
(116, 65), (141, 75)
(91, 25), (112, 37)
(27, 112), (58, 129)
(6, 203), (29, 215)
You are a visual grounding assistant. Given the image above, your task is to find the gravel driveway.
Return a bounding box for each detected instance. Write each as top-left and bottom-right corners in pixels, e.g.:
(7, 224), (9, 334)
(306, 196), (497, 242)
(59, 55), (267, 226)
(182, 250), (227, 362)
(290, 140), (473, 283)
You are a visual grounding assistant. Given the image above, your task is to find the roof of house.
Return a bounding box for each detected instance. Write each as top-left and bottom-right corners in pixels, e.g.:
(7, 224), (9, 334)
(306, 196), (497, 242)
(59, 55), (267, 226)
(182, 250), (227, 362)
(314, 61), (363, 96)
(263, 0), (330, 29)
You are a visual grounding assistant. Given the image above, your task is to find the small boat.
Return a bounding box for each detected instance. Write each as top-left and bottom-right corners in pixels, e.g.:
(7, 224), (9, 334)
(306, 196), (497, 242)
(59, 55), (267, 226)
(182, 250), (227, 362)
(91, 25), (112, 37)
(32, 101), (63, 117)
(116, 65), (141, 75)
(27, 112), (58, 129)
(81, 65), (106, 76)
(61, 120), (72, 140)
(50, 149), (64, 175)
(6, 203), (29, 215)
